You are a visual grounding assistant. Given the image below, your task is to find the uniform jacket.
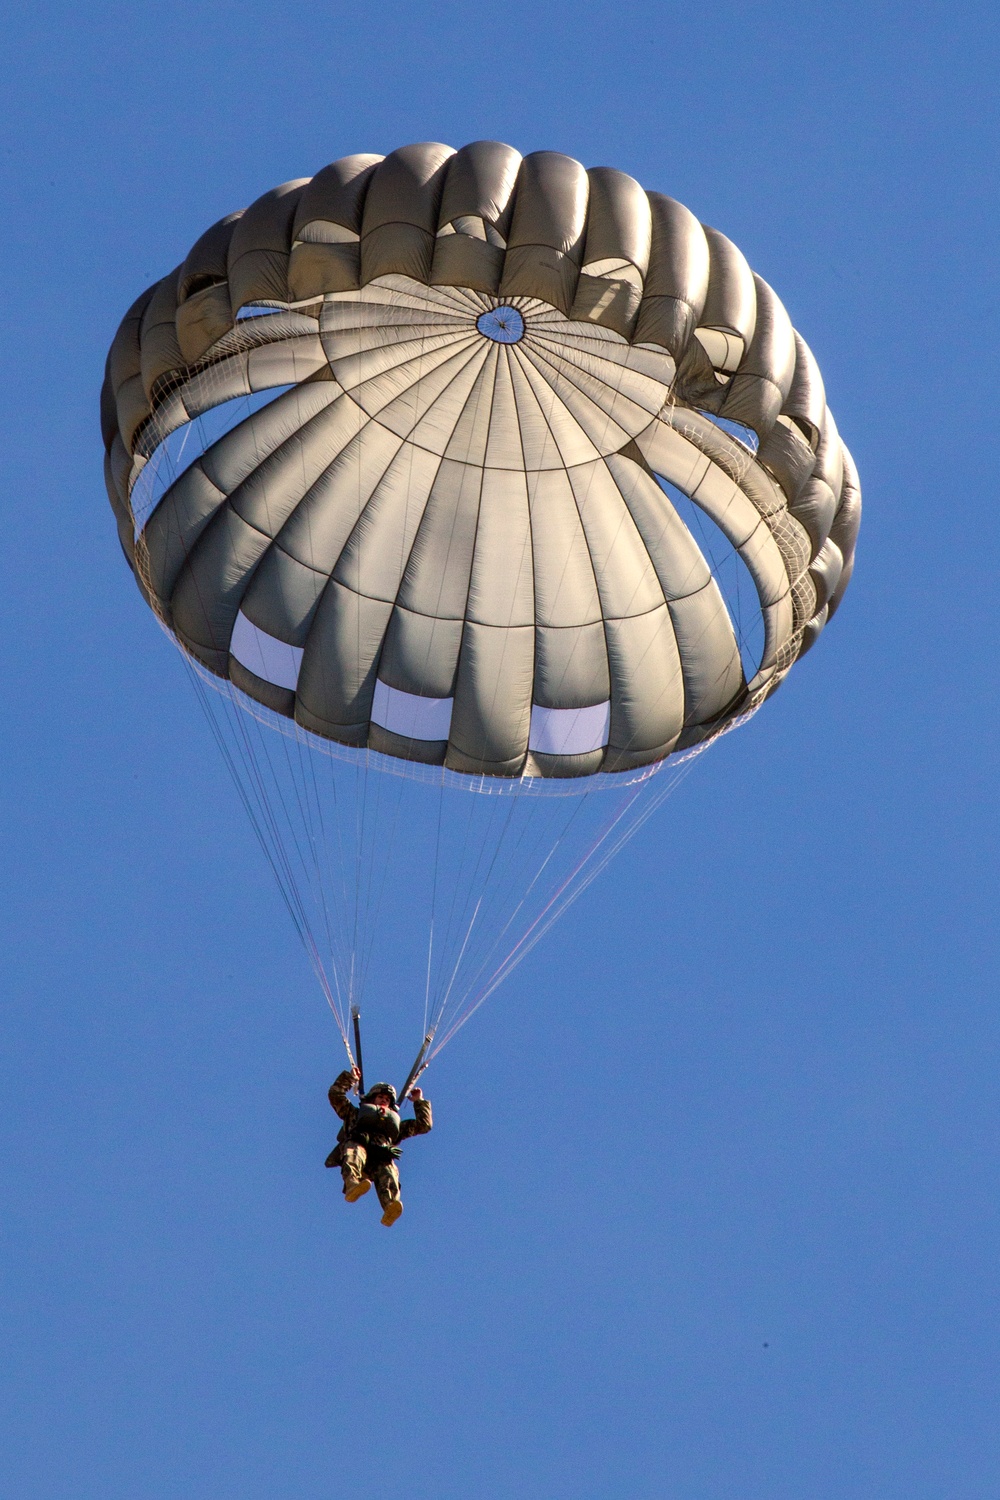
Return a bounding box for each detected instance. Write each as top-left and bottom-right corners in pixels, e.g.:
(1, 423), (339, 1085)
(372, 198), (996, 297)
(328, 1070), (432, 1162)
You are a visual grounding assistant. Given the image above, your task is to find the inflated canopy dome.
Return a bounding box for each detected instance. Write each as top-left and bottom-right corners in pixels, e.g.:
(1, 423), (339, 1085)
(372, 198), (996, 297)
(102, 140), (860, 779)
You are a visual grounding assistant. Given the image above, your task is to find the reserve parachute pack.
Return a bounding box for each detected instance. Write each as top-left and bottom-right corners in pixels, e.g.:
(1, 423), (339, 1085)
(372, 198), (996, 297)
(349, 1102), (402, 1148)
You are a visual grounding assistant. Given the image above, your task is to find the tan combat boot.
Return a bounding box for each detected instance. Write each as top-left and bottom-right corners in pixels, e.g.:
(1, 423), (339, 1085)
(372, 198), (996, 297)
(380, 1199), (403, 1226)
(343, 1175), (371, 1203)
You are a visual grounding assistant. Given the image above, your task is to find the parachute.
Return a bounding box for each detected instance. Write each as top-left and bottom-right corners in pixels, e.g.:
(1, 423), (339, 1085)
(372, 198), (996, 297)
(102, 141), (860, 1082)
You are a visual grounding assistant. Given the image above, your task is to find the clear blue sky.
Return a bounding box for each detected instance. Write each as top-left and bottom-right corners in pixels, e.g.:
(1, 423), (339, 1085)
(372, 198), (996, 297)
(2, 3), (998, 1496)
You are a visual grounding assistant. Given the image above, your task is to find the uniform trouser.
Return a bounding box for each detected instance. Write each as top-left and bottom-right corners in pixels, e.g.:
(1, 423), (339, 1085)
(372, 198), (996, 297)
(340, 1142), (401, 1208)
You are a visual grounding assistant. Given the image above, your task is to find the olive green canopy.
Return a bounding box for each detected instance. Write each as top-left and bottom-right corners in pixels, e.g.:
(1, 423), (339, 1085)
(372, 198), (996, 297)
(102, 141), (859, 780)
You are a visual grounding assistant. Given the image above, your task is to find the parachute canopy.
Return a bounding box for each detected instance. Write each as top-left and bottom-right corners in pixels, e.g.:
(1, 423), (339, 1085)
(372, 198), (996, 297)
(103, 141), (859, 783)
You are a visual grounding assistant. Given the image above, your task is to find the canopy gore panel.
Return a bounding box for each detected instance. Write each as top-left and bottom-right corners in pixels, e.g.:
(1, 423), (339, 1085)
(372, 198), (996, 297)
(103, 141), (860, 781)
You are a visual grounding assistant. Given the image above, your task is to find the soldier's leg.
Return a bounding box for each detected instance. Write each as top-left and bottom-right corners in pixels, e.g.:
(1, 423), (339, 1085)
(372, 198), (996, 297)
(341, 1142), (371, 1201)
(373, 1162), (402, 1226)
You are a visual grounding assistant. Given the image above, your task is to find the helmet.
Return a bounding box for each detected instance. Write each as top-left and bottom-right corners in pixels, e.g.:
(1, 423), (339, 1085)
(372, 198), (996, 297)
(362, 1083), (398, 1106)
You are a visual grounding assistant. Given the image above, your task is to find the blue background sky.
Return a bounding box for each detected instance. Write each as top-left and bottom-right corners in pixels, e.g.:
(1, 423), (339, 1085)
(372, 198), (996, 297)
(3, 2), (999, 1496)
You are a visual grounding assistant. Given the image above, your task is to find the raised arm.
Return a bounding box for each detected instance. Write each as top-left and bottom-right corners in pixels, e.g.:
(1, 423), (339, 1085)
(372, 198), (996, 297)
(399, 1087), (432, 1139)
(329, 1067), (360, 1124)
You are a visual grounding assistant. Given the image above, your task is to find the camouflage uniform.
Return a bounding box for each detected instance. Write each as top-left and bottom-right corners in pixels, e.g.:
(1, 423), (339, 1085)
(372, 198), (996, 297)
(326, 1070), (432, 1215)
